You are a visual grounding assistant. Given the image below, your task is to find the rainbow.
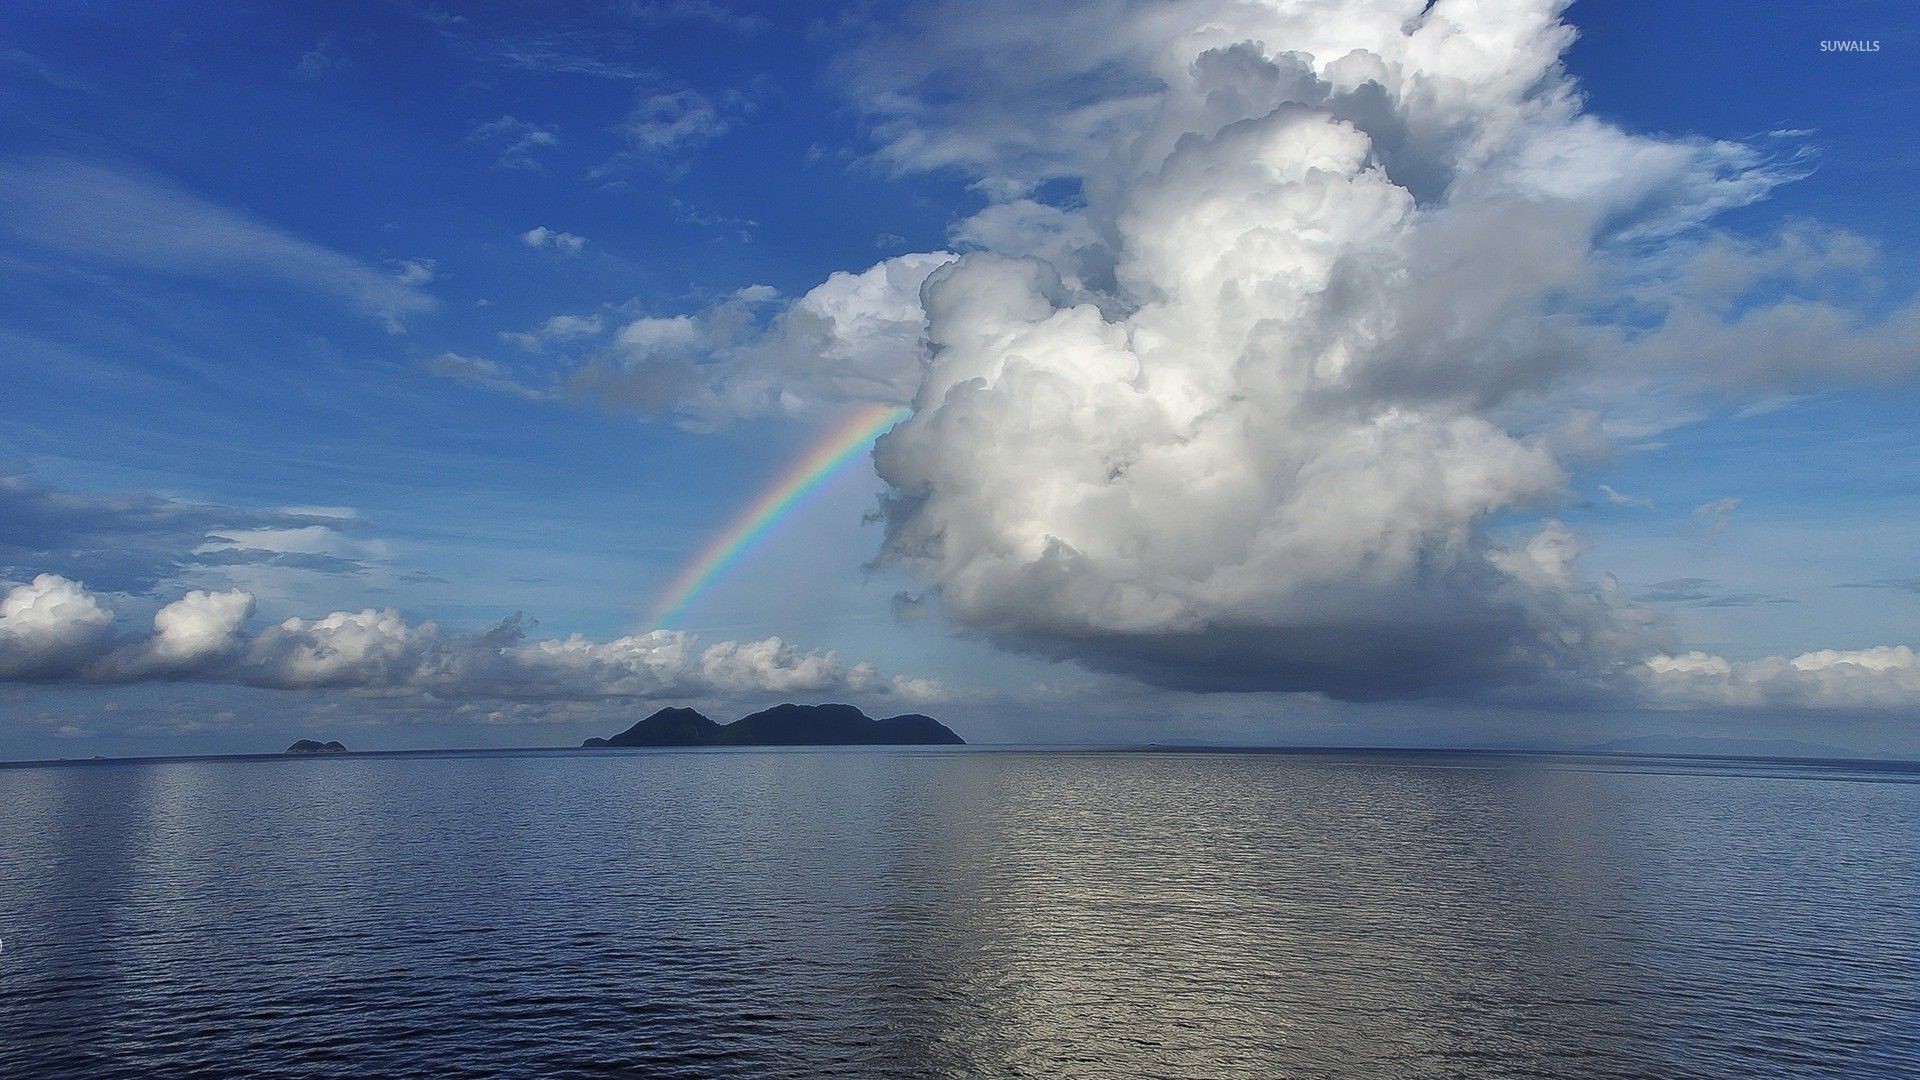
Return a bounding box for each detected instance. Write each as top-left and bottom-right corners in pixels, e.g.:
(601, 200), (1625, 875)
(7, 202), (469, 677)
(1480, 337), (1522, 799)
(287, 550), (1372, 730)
(649, 402), (911, 628)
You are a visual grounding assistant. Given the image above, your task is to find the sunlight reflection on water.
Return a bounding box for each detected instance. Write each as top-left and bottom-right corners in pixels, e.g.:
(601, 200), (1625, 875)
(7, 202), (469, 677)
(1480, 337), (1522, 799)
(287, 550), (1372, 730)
(1, 747), (1915, 1077)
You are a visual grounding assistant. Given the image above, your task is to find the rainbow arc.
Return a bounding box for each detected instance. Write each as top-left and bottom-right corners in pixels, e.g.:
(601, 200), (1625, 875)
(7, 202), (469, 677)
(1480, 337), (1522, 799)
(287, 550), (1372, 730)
(649, 403), (910, 629)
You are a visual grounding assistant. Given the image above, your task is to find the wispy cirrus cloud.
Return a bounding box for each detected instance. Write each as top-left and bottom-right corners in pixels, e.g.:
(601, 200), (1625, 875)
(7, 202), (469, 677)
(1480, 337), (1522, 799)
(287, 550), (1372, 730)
(625, 1), (767, 35)
(425, 16), (656, 82)
(487, 38), (657, 81)
(292, 37), (351, 81)
(0, 156), (435, 331)
(500, 312), (605, 352)
(421, 353), (559, 402)
(590, 86), (754, 181)
(1836, 577), (1920, 594)
(621, 88), (739, 153)
(0, 46), (96, 94)
(468, 116), (560, 173)
(1597, 485), (1654, 511)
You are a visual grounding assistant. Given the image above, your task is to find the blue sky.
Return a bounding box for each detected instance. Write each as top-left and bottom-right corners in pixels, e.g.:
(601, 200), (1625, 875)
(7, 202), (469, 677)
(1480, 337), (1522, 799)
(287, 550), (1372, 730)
(2, 1), (1917, 758)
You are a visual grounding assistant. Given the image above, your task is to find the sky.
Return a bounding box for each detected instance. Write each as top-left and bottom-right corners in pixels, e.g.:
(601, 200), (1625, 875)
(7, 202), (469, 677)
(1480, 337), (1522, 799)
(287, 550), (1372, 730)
(1, 0), (1917, 759)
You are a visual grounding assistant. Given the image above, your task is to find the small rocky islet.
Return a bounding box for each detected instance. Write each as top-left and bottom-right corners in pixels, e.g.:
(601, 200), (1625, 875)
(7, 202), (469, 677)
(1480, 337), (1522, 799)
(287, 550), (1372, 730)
(284, 739), (348, 755)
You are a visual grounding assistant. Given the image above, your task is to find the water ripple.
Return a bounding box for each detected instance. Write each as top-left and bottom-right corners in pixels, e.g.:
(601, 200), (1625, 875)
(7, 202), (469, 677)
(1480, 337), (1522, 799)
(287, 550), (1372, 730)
(0, 748), (1915, 1077)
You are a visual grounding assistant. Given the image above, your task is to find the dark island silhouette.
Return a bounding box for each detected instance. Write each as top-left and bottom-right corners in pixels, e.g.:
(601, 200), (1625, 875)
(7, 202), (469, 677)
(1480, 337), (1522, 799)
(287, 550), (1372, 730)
(285, 739), (348, 754)
(583, 703), (963, 748)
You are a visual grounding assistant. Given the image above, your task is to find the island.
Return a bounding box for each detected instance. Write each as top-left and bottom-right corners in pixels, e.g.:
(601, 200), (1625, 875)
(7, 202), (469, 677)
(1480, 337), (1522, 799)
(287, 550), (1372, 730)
(582, 703), (964, 748)
(284, 739), (348, 754)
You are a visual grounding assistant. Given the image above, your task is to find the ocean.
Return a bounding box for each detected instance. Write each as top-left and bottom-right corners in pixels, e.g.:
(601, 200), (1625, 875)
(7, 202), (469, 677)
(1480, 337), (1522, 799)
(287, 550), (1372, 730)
(1, 747), (1915, 1077)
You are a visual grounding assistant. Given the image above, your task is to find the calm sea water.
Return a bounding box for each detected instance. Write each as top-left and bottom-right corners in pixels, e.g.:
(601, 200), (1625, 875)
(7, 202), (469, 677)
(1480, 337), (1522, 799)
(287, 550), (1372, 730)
(0, 747), (1915, 1078)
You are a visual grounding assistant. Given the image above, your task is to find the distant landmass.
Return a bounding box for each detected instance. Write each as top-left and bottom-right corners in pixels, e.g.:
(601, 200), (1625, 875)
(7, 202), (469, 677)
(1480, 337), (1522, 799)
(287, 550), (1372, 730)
(285, 739), (348, 755)
(1584, 735), (1856, 760)
(583, 704), (964, 748)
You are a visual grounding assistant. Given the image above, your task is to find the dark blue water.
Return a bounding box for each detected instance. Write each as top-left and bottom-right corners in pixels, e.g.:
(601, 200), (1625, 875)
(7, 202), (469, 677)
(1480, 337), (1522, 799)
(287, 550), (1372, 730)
(0, 747), (1915, 1078)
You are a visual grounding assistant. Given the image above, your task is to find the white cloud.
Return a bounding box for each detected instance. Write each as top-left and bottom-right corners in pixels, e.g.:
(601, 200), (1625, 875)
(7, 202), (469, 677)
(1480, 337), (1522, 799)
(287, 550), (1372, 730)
(421, 353), (558, 402)
(198, 525), (382, 561)
(391, 257), (436, 286)
(693, 637), (849, 695)
(470, 116), (560, 172)
(887, 675), (954, 704)
(139, 589), (255, 671)
(521, 225), (587, 254)
(1603, 224), (1920, 390)
(247, 612), (892, 701)
(1598, 485), (1653, 510)
(249, 608), (436, 690)
(670, 197), (758, 240)
(540, 313), (603, 338)
(627, 1), (767, 34)
(948, 198), (1108, 290)
(0, 575), (932, 705)
(501, 312), (605, 351)
(1643, 646), (1920, 709)
(482, 41), (655, 81)
(567, 252), (956, 422)
(617, 313), (705, 354)
(293, 38), (351, 81)
(620, 88), (737, 154)
(0, 575), (114, 678)
(1693, 497), (1741, 539)
(0, 157), (437, 332)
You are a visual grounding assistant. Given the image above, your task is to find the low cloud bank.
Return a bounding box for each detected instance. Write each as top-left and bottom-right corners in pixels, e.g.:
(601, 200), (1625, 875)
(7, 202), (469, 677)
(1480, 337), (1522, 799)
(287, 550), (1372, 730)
(1641, 647), (1920, 709)
(0, 574), (945, 704)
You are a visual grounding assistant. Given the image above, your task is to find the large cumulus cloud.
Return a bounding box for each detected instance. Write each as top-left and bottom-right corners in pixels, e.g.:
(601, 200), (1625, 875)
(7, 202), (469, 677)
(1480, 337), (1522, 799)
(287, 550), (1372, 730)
(0, 574), (115, 679)
(843, 0), (1918, 700)
(0, 575), (935, 704)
